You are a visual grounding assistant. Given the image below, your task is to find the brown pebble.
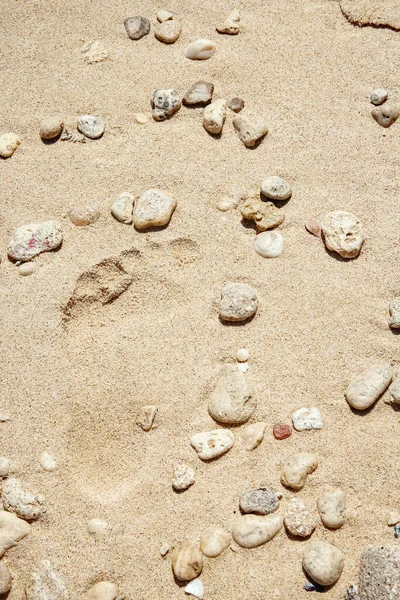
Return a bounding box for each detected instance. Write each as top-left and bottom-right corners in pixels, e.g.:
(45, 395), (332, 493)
(371, 103), (400, 128)
(305, 218), (321, 237)
(273, 424), (292, 440)
(228, 97), (245, 113)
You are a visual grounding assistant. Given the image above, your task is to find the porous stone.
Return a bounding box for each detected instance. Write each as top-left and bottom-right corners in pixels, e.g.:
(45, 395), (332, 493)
(190, 429), (234, 460)
(371, 104), (400, 128)
(124, 16), (150, 40)
(157, 9), (174, 22)
(241, 197), (284, 232)
(69, 206), (100, 226)
(321, 210), (365, 258)
(111, 192), (134, 224)
(0, 563), (12, 594)
(184, 578), (204, 599)
(281, 452), (318, 490)
(183, 81), (214, 106)
(185, 39), (216, 60)
(200, 526), (230, 557)
(284, 498), (316, 538)
(273, 423), (292, 440)
(261, 176), (292, 201)
(77, 115), (105, 139)
(81, 40), (109, 64)
(219, 282), (258, 322)
(208, 364), (255, 424)
(19, 263), (34, 276)
(86, 581), (122, 600)
(388, 297), (400, 329)
(240, 422), (266, 450)
(388, 374), (400, 405)
(317, 489), (346, 529)
(87, 518), (108, 539)
(216, 9), (241, 34)
(305, 218), (321, 237)
(0, 510), (30, 558)
(370, 88), (388, 106)
(0, 133), (21, 158)
(203, 99), (227, 134)
(358, 546), (400, 599)
(151, 89), (181, 121)
(2, 478), (46, 521)
(345, 363), (393, 410)
(233, 113), (268, 147)
(26, 560), (68, 600)
(137, 405), (158, 431)
(40, 117), (64, 140)
(155, 20), (181, 43)
(232, 514), (283, 548)
(303, 541), (344, 587)
(292, 407), (323, 431)
(254, 231), (284, 258)
(239, 487), (280, 515)
(133, 188), (176, 229)
(0, 458), (10, 478)
(172, 540), (203, 581)
(172, 463), (195, 491)
(40, 452), (57, 472)
(228, 97), (244, 113)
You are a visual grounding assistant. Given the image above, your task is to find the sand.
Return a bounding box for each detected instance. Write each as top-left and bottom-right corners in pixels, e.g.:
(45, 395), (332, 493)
(0, 0), (399, 598)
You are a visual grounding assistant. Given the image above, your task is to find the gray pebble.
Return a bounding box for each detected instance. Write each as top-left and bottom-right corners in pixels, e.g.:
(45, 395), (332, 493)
(39, 116), (64, 140)
(261, 176), (292, 201)
(388, 297), (400, 329)
(239, 487), (280, 515)
(370, 88), (388, 106)
(124, 16), (150, 40)
(77, 115), (105, 139)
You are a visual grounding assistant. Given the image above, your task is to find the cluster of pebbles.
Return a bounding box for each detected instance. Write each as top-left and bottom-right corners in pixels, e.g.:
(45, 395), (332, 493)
(370, 87), (400, 128)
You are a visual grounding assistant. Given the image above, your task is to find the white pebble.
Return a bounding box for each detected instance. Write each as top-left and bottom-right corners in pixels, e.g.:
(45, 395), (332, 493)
(0, 133), (21, 158)
(203, 99), (227, 134)
(292, 407), (323, 431)
(190, 429), (234, 460)
(19, 263), (34, 276)
(370, 88), (388, 106)
(216, 196), (236, 211)
(134, 113), (150, 124)
(240, 422), (266, 451)
(111, 192), (134, 224)
(40, 452), (57, 471)
(237, 362), (248, 373)
(185, 39), (216, 60)
(0, 457), (10, 478)
(236, 348), (249, 362)
(345, 363), (393, 410)
(185, 578), (204, 599)
(254, 231), (284, 258)
(157, 9), (174, 22)
(159, 542), (170, 556)
(87, 518), (108, 539)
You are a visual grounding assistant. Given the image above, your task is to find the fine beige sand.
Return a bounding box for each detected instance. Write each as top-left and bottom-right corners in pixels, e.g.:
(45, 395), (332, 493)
(0, 0), (399, 598)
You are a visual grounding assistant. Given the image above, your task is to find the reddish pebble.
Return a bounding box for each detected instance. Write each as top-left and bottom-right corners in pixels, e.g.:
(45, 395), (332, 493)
(228, 97), (245, 113)
(273, 424), (292, 440)
(305, 218), (321, 237)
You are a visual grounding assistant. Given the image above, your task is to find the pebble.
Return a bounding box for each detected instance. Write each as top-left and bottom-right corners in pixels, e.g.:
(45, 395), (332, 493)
(200, 526), (230, 557)
(317, 489), (346, 529)
(216, 196), (236, 211)
(157, 10), (174, 22)
(233, 113), (269, 147)
(86, 581), (121, 600)
(203, 99), (227, 134)
(239, 487), (280, 515)
(2, 478), (46, 521)
(345, 363), (393, 410)
(0, 133), (21, 158)
(219, 282), (258, 322)
(240, 422), (266, 451)
(0, 563), (12, 595)
(69, 206), (100, 226)
(19, 263), (34, 276)
(183, 81), (214, 106)
(228, 97), (245, 113)
(232, 514), (283, 548)
(388, 297), (400, 329)
(238, 362), (248, 373)
(387, 512), (400, 526)
(40, 452), (57, 472)
(155, 20), (182, 43)
(0, 510), (31, 558)
(292, 407), (323, 431)
(261, 176), (292, 201)
(303, 541), (344, 586)
(39, 116), (64, 140)
(284, 498), (316, 538)
(87, 518), (108, 539)
(134, 113), (150, 124)
(281, 452), (318, 490)
(208, 364), (255, 424)
(241, 197), (285, 232)
(254, 231), (284, 258)
(184, 578), (204, 599)
(124, 16), (150, 40)
(159, 542), (170, 556)
(273, 423), (292, 440)
(216, 9), (241, 34)
(388, 374), (400, 404)
(236, 348), (249, 362)
(111, 192), (134, 224)
(190, 429), (234, 461)
(305, 217), (321, 237)
(185, 39), (216, 60)
(0, 457), (10, 478)
(321, 210), (365, 258)
(357, 546), (400, 599)
(172, 540), (203, 581)
(81, 40), (109, 64)
(172, 463), (195, 491)
(394, 524), (400, 539)
(370, 88), (388, 106)
(26, 560), (68, 600)
(371, 103), (400, 128)
(8, 221), (62, 262)
(133, 188), (177, 229)
(137, 405), (158, 431)
(151, 89), (181, 121)
(77, 115), (105, 139)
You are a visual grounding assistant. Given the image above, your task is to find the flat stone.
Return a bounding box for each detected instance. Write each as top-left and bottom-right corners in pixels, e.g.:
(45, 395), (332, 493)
(241, 197), (284, 232)
(239, 487), (280, 515)
(172, 540), (203, 581)
(200, 526), (230, 557)
(111, 192), (134, 224)
(203, 99), (227, 134)
(370, 88), (388, 106)
(358, 545), (400, 599)
(232, 514), (283, 548)
(136, 405), (158, 431)
(86, 581), (121, 600)
(321, 210), (365, 258)
(40, 116), (64, 140)
(240, 422), (266, 450)
(124, 16), (150, 40)
(134, 113), (150, 124)
(157, 10), (173, 22)
(77, 115), (105, 139)
(8, 221), (62, 262)
(305, 217), (321, 237)
(155, 20), (181, 43)
(69, 206), (100, 226)
(292, 407), (323, 431)
(0, 133), (21, 158)
(81, 40), (109, 64)
(388, 297), (400, 329)
(388, 374), (400, 404)
(183, 81), (214, 106)
(254, 231), (284, 258)
(303, 541), (344, 587)
(2, 478), (46, 521)
(228, 97), (244, 112)
(172, 463), (195, 491)
(25, 560), (68, 600)
(184, 578), (204, 599)
(371, 104), (400, 128)
(190, 429), (234, 461)
(345, 363), (393, 410)
(281, 452), (318, 490)
(185, 39), (216, 60)
(0, 510), (31, 558)
(0, 563), (12, 595)
(208, 364), (255, 424)
(261, 176), (292, 201)
(151, 89), (181, 121)
(233, 113), (268, 147)
(19, 263), (34, 276)
(273, 423), (292, 440)
(284, 498), (316, 538)
(317, 489), (346, 529)
(216, 9), (241, 34)
(133, 188), (176, 229)
(219, 282), (258, 322)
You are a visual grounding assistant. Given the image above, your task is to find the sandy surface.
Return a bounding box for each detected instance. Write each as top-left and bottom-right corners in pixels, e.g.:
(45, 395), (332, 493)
(0, 0), (399, 598)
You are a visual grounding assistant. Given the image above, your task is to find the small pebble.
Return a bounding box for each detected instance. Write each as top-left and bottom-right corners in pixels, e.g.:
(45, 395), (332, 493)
(39, 116), (64, 140)
(124, 16), (150, 40)
(155, 20), (182, 43)
(303, 541), (344, 586)
(69, 206), (100, 226)
(203, 99), (227, 134)
(345, 363), (393, 410)
(185, 39), (216, 60)
(233, 113), (268, 147)
(261, 176), (292, 201)
(0, 133), (21, 158)
(172, 463), (195, 491)
(151, 89), (181, 121)
(394, 524), (400, 538)
(111, 192), (134, 224)
(86, 581), (121, 600)
(236, 348), (249, 362)
(371, 103), (400, 127)
(159, 542), (170, 556)
(240, 422), (266, 451)
(241, 197), (284, 231)
(317, 489), (346, 529)
(273, 423), (292, 440)
(305, 218), (321, 237)
(134, 113), (150, 124)
(137, 405), (158, 431)
(370, 88), (388, 105)
(208, 364), (255, 424)
(172, 540), (203, 581)
(388, 297), (400, 329)
(40, 452), (57, 472)
(281, 452), (318, 490)
(216, 196), (236, 211)
(77, 115), (105, 139)
(0, 415), (10, 422)
(0, 563), (12, 595)
(133, 188), (176, 229)
(321, 210), (365, 258)
(292, 407), (323, 431)
(284, 497), (316, 538)
(200, 526), (230, 557)
(184, 578), (204, 599)
(232, 514), (283, 548)
(19, 263), (34, 276)
(387, 512), (400, 526)
(81, 40), (109, 64)
(254, 231), (284, 258)
(239, 487), (280, 515)
(238, 362), (248, 373)
(183, 81), (214, 106)
(8, 221), (63, 262)
(304, 580), (318, 592)
(87, 518), (108, 539)
(216, 9), (241, 34)
(157, 9), (174, 22)
(190, 429), (234, 460)
(0, 457), (10, 478)
(219, 282), (258, 322)
(228, 97), (244, 113)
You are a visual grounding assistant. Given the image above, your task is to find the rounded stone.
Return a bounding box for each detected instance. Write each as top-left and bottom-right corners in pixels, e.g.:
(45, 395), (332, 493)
(208, 364), (255, 424)
(321, 210), (365, 259)
(86, 581), (120, 600)
(0, 563), (12, 595)
(157, 9), (174, 22)
(241, 197), (284, 232)
(77, 115), (105, 139)
(261, 176), (292, 201)
(232, 514), (283, 548)
(345, 363), (393, 410)
(87, 518), (108, 539)
(371, 103), (400, 128)
(190, 429), (234, 461)
(40, 117), (64, 140)
(281, 452), (318, 490)
(303, 541), (344, 586)
(0, 457), (10, 478)
(292, 406), (323, 431)
(203, 99), (227, 134)
(240, 422), (266, 451)
(228, 97), (244, 113)
(239, 487), (280, 515)
(172, 540), (203, 581)
(151, 89), (181, 121)
(133, 188), (176, 229)
(155, 20), (181, 43)
(134, 113), (150, 124)
(0, 133), (21, 158)
(19, 263), (34, 276)
(273, 423), (292, 440)
(172, 463), (195, 491)
(8, 221), (63, 262)
(370, 88), (388, 106)
(185, 39), (216, 60)
(200, 526), (230, 557)
(317, 489), (346, 529)
(284, 498), (316, 538)
(305, 217), (321, 237)
(219, 282), (258, 322)
(69, 206), (100, 226)
(388, 297), (400, 329)
(124, 16), (150, 40)
(254, 231), (284, 258)
(233, 113), (268, 147)
(2, 478), (46, 521)
(236, 348), (249, 362)
(40, 452), (57, 472)
(216, 196), (236, 211)
(111, 192), (134, 224)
